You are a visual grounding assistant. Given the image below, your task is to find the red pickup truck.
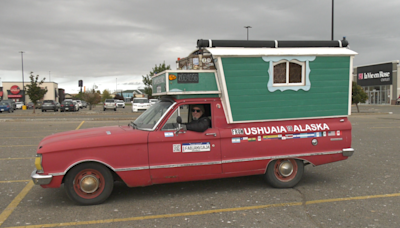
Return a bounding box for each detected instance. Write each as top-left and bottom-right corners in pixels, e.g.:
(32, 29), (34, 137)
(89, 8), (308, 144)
(32, 39), (356, 205)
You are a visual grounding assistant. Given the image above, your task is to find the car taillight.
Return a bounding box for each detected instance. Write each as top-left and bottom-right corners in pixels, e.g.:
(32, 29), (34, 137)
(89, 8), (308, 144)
(70, 105), (73, 107)
(61, 105), (64, 107)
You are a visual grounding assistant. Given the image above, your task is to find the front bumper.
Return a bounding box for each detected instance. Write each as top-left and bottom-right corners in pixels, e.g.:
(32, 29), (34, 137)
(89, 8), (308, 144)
(31, 169), (53, 185)
(342, 148), (354, 157)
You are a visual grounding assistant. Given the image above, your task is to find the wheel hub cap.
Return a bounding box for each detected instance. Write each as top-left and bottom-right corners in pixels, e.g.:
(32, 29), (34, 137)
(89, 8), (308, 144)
(279, 161), (294, 177)
(80, 175), (99, 193)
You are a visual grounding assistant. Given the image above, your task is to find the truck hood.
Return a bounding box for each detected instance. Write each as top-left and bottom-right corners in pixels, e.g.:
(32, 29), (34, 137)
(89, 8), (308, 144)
(38, 125), (148, 154)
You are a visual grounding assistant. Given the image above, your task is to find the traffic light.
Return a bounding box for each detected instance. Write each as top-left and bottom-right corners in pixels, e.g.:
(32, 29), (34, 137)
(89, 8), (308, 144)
(78, 80), (83, 87)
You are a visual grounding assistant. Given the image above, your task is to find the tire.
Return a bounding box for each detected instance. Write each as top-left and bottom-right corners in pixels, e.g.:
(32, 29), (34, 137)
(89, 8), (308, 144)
(42, 109), (44, 112)
(103, 108), (106, 111)
(64, 163), (114, 205)
(114, 108), (116, 111)
(264, 159), (304, 188)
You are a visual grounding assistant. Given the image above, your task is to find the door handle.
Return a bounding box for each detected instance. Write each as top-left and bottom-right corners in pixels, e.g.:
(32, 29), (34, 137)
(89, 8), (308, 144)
(205, 133), (217, 137)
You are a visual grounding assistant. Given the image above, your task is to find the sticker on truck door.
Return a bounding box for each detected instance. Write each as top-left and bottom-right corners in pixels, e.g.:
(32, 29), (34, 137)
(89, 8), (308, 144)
(182, 142), (210, 153)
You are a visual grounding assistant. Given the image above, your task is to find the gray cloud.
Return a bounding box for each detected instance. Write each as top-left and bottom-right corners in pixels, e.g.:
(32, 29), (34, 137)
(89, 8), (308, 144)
(1, 0), (399, 93)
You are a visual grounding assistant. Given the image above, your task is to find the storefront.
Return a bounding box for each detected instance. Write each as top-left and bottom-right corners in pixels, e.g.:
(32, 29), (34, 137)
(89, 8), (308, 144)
(1, 81), (59, 104)
(354, 61), (399, 105)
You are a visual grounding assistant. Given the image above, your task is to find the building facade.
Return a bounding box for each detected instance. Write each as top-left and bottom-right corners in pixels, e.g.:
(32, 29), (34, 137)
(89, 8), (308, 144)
(353, 61), (399, 105)
(0, 81), (59, 103)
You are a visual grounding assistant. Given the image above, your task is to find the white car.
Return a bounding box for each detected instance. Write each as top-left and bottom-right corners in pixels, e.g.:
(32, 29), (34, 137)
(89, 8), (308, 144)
(75, 100), (83, 109)
(15, 102), (24, 109)
(149, 99), (159, 106)
(72, 100), (80, 111)
(115, 100), (125, 108)
(132, 98), (150, 112)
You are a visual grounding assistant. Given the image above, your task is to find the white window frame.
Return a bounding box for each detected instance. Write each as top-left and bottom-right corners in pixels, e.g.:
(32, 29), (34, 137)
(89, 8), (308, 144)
(273, 60), (305, 87)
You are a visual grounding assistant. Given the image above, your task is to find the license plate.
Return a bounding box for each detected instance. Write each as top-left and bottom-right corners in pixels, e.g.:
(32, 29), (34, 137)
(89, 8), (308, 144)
(1, 109), (3, 111)
(66, 108), (69, 110)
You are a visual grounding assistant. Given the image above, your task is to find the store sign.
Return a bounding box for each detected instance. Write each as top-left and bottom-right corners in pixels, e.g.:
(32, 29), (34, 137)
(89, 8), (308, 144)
(357, 63), (392, 86)
(10, 85), (21, 94)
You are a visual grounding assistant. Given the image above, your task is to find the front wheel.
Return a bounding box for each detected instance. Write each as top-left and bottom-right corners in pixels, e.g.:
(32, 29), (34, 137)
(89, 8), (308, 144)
(64, 163), (114, 205)
(264, 159), (304, 188)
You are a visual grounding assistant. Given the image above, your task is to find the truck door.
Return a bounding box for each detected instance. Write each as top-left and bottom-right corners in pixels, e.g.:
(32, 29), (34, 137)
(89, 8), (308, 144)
(148, 103), (222, 184)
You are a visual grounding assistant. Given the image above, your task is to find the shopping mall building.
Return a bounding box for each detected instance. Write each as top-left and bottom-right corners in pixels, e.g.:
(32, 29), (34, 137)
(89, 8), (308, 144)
(0, 81), (63, 103)
(353, 61), (400, 105)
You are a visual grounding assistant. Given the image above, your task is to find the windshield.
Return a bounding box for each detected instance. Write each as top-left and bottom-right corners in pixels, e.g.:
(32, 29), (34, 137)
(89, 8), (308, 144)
(133, 100), (174, 130)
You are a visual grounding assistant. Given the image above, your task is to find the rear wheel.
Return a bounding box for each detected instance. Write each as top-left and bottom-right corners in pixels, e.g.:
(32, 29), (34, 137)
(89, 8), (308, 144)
(64, 163), (114, 205)
(264, 159), (304, 188)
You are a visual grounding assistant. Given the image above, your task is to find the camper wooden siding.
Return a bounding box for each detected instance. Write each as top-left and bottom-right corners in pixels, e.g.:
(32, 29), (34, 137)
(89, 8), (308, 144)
(221, 56), (351, 122)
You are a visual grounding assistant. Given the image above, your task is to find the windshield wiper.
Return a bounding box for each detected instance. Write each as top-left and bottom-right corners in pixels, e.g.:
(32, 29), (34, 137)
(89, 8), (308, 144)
(128, 122), (138, 129)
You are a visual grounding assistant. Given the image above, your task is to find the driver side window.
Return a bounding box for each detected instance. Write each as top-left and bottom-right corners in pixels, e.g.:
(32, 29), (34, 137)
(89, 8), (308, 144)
(161, 105), (190, 130)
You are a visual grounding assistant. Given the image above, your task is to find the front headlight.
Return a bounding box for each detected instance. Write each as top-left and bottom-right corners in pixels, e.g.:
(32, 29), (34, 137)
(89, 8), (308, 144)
(35, 154), (43, 173)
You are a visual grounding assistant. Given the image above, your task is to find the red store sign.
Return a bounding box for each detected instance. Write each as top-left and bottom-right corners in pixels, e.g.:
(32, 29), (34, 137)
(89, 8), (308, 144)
(10, 85), (21, 94)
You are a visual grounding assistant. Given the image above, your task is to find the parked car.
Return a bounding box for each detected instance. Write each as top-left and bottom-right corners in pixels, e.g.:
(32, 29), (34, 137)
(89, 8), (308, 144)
(72, 101), (80, 111)
(149, 99), (159, 106)
(132, 98), (150, 112)
(81, 101), (87, 108)
(42, 100), (59, 112)
(60, 101), (77, 112)
(56, 102), (61, 109)
(3, 99), (16, 110)
(0, 101), (13, 113)
(35, 101), (43, 109)
(115, 100), (125, 108)
(15, 102), (24, 109)
(27, 102), (34, 109)
(75, 100), (83, 109)
(103, 99), (116, 111)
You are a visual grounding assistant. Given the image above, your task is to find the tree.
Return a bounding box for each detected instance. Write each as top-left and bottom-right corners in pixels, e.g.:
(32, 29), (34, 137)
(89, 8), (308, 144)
(83, 86), (102, 110)
(352, 81), (368, 113)
(25, 72), (48, 113)
(101, 89), (112, 102)
(142, 62), (171, 97)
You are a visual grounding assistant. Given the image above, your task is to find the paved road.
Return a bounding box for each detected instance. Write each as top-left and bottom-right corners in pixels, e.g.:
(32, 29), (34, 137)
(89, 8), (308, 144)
(0, 105), (399, 227)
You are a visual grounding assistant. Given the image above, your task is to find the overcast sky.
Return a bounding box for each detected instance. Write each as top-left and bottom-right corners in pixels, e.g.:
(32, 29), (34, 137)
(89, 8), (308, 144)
(0, 0), (399, 94)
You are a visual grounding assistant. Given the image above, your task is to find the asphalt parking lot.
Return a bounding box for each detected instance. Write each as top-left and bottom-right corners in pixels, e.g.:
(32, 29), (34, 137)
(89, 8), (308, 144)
(0, 105), (400, 227)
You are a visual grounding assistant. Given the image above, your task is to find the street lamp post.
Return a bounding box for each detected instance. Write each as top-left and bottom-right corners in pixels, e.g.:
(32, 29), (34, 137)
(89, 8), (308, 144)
(244, 26), (252, 40)
(20, 51), (25, 104)
(331, 0), (334, 40)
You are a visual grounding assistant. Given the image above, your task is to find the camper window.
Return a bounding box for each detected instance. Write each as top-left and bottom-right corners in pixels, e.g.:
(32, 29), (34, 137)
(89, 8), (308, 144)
(273, 60), (305, 86)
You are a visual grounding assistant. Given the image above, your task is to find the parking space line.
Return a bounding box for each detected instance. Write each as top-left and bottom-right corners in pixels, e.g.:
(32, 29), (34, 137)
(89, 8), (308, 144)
(0, 145), (37, 148)
(0, 181), (34, 227)
(0, 137), (45, 139)
(4, 192), (400, 228)
(0, 122), (86, 227)
(0, 180), (31, 184)
(0, 158), (35, 161)
(76, 121), (85, 130)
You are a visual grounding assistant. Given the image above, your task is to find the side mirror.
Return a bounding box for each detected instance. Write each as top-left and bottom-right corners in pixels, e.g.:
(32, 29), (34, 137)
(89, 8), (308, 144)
(176, 116), (182, 124)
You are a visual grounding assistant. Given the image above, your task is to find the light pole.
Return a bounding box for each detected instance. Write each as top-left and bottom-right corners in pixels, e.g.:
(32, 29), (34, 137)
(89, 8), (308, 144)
(116, 78), (117, 95)
(331, 0), (334, 40)
(49, 71), (51, 82)
(20, 51), (25, 104)
(244, 26), (252, 40)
